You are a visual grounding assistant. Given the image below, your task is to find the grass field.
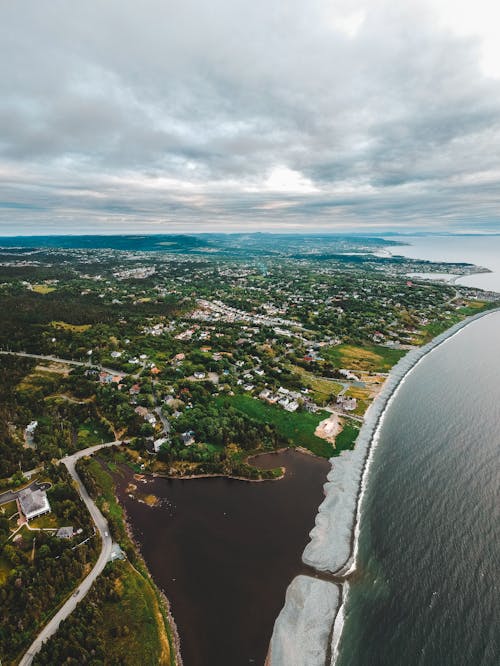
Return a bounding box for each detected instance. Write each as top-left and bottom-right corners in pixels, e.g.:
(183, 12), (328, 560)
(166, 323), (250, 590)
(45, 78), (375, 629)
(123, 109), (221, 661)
(32, 284), (56, 294)
(77, 419), (112, 447)
(414, 301), (497, 344)
(51, 320), (92, 332)
(79, 458), (176, 665)
(0, 500), (19, 519)
(335, 421), (360, 451)
(227, 394), (334, 457)
(344, 386), (373, 416)
(98, 560), (172, 665)
(324, 343), (405, 372)
(291, 365), (343, 404)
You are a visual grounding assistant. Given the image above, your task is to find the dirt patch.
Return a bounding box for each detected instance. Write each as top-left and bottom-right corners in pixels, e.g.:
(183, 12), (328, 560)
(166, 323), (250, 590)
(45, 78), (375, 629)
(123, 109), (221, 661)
(314, 414), (342, 444)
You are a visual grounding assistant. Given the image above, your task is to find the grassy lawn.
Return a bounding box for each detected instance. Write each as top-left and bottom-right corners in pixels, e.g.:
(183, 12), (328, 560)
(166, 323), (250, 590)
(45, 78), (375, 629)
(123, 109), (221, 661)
(77, 457), (176, 665)
(50, 320), (92, 332)
(291, 365), (343, 404)
(81, 458), (128, 544)
(323, 343), (405, 372)
(29, 513), (59, 529)
(0, 500), (19, 519)
(414, 301), (498, 344)
(77, 418), (112, 447)
(226, 394), (336, 458)
(344, 386), (373, 416)
(99, 560), (172, 665)
(32, 284), (56, 294)
(17, 369), (64, 393)
(335, 421), (360, 450)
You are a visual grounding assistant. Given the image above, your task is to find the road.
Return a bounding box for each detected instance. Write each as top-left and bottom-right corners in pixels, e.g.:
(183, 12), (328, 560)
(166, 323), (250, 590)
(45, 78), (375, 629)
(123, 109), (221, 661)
(0, 479), (47, 507)
(19, 440), (123, 665)
(0, 350), (127, 378)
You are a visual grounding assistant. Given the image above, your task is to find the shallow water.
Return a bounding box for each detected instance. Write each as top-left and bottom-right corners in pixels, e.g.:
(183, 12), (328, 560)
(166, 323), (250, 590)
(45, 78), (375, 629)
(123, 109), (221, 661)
(337, 311), (500, 666)
(118, 449), (329, 666)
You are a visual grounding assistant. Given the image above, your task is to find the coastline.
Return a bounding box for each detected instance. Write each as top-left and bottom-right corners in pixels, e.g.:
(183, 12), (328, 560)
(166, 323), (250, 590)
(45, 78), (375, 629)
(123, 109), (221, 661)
(269, 305), (500, 665)
(152, 469), (285, 482)
(120, 486), (184, 666)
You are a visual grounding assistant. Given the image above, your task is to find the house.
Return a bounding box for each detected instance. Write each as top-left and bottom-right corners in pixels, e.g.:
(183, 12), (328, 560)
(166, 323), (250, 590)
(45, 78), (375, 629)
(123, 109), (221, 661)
(135, 406), (149, 418)
(194, 371), (206, 379)
(26, 420), (38, 434)
(153, 437), (168, 453)
(99, 372), (113, 384)
(181, 431), (195, 446)
(337, 396), (357, 411)
(18, 488), (51, 521)
(129, 384), (141, 395)
(56, 526), (74, 539)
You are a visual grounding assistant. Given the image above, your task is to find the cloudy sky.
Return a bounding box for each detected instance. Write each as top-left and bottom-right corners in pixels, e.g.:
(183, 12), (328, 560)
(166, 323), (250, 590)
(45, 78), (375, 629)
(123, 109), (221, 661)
(1, 0), (500, 235)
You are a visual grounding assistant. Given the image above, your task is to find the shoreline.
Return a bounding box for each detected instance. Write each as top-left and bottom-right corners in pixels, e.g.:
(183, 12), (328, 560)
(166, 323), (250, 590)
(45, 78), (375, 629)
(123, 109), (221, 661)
(152, 469), (285, 482)
(150, 446), (328, 484)
(269, 305), (500, 665)
(119, 488), (184, 666)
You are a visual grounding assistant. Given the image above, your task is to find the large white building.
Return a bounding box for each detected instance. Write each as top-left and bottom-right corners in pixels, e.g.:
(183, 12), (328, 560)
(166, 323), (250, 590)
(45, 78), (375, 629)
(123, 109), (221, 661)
(18, 488), (51, 521)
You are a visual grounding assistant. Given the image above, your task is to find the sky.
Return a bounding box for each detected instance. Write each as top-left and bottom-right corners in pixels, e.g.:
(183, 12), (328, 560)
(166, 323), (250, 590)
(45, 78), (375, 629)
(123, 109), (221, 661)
(1, 0), (500, 235)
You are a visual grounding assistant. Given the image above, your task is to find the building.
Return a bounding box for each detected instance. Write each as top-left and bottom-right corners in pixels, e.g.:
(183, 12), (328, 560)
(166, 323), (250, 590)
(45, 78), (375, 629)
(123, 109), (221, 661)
(153, 437), (168, 453)
(18, 488), (51, 521)
(181, 431), (195, 446)
(56, 526), (74, 539)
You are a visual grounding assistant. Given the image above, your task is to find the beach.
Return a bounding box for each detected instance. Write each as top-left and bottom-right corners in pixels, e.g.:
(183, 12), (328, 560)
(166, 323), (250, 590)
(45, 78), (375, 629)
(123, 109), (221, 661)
(268, 305), (500, 665)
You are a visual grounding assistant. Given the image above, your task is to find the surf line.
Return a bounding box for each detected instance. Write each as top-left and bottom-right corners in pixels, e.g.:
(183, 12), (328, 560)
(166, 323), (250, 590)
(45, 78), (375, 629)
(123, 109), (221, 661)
(313, 307), (500, 663)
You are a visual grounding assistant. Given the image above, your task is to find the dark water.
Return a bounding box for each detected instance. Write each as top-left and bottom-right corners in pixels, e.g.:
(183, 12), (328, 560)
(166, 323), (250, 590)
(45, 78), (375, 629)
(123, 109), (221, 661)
(338, 312), (500, 666)
(118, 450), (329, 666)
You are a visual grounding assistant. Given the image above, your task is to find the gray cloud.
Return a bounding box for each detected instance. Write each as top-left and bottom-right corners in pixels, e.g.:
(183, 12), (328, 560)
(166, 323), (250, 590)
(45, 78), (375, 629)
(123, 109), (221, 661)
(1, 0), (500, 233)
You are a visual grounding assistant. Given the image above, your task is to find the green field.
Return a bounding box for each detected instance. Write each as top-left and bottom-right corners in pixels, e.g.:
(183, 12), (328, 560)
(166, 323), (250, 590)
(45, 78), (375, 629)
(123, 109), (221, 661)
(291, 365), (343, 404)
(324, 343), (405, 372)
(335, 421), (361, 451)
(227, 395), (359, 458)
(75, 457), (176, 665)
(99, 560), (173, 665)
(77, 418), (112, 447)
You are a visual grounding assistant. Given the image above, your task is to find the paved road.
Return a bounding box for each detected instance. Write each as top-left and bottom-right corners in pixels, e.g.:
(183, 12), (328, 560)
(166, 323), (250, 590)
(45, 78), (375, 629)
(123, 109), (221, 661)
(0, 479), (44, 507)
(0, 350), (127, 378)
(19, 440), (123, 665)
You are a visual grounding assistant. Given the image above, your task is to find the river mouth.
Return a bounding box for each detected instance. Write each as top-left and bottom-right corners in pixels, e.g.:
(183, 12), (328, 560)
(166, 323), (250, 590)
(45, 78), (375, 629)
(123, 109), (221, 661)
(116, 449), (330, 666)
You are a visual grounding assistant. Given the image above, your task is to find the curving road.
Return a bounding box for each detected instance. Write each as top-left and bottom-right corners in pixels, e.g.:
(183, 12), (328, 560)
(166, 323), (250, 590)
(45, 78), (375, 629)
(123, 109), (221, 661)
(19, 440), (124, 665)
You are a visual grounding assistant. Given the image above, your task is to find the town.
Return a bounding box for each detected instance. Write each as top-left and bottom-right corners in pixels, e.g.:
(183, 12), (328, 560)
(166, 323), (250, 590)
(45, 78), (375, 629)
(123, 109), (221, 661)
(0, 236), (497, 664)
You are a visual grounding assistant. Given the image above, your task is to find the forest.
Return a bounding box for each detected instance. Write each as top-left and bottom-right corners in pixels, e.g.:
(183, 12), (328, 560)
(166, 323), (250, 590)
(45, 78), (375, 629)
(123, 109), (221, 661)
(0, 464), (98, 663)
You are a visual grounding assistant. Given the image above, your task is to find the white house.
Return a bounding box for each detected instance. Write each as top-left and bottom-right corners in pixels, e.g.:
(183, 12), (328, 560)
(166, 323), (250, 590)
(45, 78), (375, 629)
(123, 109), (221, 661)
(18, 488), (51, 521)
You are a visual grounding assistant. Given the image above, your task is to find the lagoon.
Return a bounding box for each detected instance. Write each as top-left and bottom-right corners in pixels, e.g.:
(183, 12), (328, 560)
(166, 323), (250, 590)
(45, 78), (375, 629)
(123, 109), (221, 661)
(118, 450), (329, 666)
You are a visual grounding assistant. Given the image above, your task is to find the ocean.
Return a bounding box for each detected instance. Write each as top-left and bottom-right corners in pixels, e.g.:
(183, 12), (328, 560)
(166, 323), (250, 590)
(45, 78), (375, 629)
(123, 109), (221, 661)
(337, 311), (500, 666)
(388, 235), (500, 292)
